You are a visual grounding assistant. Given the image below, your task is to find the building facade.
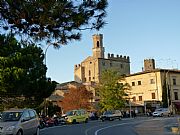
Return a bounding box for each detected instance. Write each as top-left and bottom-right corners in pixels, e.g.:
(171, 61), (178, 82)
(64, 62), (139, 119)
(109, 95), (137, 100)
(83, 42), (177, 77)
(74, 34), (130, 83)
(124, 59), (180, 114)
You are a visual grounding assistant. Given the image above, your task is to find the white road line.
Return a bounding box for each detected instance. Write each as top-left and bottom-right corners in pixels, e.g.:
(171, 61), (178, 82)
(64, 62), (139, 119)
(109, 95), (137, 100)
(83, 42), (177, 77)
(94, 118), (173, 135)
(94, 122), (131, 135)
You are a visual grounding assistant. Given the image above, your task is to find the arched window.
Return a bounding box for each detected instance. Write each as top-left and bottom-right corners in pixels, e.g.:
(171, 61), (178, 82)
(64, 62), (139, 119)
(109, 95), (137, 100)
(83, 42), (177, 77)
(97, 41), (99, 47)
(89, 70), (91, 76)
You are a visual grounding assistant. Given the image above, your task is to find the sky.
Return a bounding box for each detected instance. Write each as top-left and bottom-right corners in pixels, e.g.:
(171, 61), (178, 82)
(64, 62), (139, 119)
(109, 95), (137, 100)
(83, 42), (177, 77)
(44, 0), (180, 83)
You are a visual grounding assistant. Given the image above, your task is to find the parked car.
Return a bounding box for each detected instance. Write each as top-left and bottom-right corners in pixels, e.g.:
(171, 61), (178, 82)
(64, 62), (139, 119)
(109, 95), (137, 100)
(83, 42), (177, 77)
(89, 112), (99, 120)
(64, 109), (89, 124)
(100, 110), (123, 121)
(0, 108), (40, 135)
(152, 108), (171, 117)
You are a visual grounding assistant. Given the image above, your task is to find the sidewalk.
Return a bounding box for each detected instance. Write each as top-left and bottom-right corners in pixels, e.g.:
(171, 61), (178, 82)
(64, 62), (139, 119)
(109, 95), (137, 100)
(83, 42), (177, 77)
(164, 116), (180, 135)
(134, 116), (179, 135)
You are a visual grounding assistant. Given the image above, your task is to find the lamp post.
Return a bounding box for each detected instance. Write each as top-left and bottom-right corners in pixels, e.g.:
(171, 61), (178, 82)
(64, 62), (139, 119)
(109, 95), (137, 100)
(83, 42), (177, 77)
(43, 43), (52, 116)
(144, 101), (146, 115)
(128, 91), (133, 118)
(44, 43), (52, 66)
(129, 99), (132, 118)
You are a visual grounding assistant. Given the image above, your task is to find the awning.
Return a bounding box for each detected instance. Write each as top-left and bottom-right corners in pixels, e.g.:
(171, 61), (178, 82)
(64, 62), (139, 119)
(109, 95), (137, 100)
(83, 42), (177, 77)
(173, 101), (180, 109)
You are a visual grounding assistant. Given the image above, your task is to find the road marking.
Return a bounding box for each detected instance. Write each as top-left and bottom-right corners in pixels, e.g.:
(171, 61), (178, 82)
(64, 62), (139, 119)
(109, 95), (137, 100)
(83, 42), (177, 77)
(85, 125), (101, 135)
(85, 119), (135, 135)
(94, 117), (174, 135)
(94, 122), (129, 135)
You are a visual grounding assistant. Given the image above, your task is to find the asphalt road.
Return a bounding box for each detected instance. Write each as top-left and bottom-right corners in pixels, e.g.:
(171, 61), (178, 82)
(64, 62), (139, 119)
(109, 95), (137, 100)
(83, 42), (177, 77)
(40, 117), (177, 135)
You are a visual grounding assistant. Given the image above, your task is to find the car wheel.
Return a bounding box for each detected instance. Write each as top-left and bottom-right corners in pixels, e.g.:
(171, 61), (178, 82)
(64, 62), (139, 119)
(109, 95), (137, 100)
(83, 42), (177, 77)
(34, 127), (40, 135)
(161, 113), (164, 117)
(85, 118), (88, 123)
(72, 119), (76, 124)
(16, 130), (23, 135)
(101, 118), (105, 122)
(109, 117), (113, 121)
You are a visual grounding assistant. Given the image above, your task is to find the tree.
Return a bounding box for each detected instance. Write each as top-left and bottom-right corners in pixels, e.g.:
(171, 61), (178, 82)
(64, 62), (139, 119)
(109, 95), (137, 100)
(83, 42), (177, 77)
(0, 0), (108, 47)
(61, 86), (93, 112)
(96, 69), (130, 112)
(162, 72), (171, 108)
(0, 34), (56, 109)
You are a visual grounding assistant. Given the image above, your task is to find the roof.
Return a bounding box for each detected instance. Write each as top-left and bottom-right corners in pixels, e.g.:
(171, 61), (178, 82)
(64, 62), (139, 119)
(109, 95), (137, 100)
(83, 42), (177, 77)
(47, 94), (63, 101)
(56, 81), (82, 90)
(126, 68), (180, 77)
(82, 56), (93, 63)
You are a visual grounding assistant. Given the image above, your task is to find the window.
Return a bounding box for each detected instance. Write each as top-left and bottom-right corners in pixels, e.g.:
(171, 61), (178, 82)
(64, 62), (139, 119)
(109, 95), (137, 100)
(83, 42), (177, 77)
(29, 110), (36, 119)
(120, 64), (123, 68)
(90, 61), (92, 64)
(174, 92), (178, 100)
(97, 41), (99, 47)
(132, 82), (135, 86)
(139, 96), (142, 101)
(138, 81), (141, 85)
(132, 97), (136, 102)
(89, 77), (91, 81)
(89, 70), (91, 76)
(173, 78), (176, 85)
(22, 111), (30, 120)
(110, 63), (112, 67)
(150, 79), (155, 84)
(152, 93), (155, 99)
(119, 83), (123, 85)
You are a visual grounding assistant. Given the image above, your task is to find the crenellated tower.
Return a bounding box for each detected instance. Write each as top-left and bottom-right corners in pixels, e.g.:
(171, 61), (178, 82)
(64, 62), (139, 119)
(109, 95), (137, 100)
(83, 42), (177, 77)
(92, 34), (104, 58)
(144, 59), (155, 71)
(74, 34), (130, 83)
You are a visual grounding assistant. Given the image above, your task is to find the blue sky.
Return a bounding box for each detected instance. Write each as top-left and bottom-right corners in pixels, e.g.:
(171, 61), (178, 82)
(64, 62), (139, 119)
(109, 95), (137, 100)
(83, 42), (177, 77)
(44, 0), (180, 83)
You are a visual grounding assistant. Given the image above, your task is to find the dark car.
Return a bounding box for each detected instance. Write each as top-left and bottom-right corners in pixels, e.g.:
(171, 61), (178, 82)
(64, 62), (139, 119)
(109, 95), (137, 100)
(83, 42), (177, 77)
(100, 110), (123, 121)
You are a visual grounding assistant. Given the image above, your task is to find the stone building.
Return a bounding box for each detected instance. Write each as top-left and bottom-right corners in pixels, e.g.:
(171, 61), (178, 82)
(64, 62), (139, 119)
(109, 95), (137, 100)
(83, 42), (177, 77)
(123, 59), (180, 114)
(74, 34), (130, 83)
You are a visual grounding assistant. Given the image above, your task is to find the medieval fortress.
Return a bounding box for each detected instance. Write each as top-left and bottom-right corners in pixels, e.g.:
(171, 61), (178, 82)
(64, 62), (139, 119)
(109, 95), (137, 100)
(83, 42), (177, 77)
(74, 34), (130, 83)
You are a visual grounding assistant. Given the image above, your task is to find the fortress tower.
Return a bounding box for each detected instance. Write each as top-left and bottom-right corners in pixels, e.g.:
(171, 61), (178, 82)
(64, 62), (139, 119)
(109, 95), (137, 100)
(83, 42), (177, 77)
(74, 34), (130, 83)
(144, 59), (155, 71)
(92, 34), (104, 58)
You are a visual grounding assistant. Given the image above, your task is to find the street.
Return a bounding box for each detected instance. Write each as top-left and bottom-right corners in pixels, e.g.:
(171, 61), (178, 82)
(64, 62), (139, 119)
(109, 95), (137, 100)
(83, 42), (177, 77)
(40, 117), (177, 135)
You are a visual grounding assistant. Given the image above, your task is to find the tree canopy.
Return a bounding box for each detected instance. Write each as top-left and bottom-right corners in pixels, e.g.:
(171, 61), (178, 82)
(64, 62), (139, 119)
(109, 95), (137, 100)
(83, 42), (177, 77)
(0, 0), (108, 47)
(0, 34), (57, 110)
(61, 85), (93, 112)
(96, 70), (130, 112)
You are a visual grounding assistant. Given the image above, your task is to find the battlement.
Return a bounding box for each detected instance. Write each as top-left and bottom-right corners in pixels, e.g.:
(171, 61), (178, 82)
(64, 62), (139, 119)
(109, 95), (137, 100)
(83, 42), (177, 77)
(93, 34), (103, 39)
(107, 53), (130, 62)
(74, 64), (81, 70)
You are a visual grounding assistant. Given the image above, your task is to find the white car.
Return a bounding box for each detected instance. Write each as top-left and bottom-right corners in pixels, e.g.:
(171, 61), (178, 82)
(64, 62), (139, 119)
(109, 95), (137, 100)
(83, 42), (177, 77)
(100, 110), (123, 121)
(0, 108), (40, 135)
(152, 108), (171, 117)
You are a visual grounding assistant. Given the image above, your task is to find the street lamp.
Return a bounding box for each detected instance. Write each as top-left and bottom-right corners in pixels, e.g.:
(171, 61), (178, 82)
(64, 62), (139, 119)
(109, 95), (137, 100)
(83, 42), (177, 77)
(129, 99), (132, 118)
(127, 92), (133, 118)
(44, 43), (52, 66)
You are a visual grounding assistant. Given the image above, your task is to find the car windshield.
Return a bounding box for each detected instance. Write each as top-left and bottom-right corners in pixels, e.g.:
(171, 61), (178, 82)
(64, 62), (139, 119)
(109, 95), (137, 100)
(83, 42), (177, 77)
(103, 111), (112, 115)
(156, 109), (162, 111)
(66, 111), (75, 116)
(0, 112), (22, 122)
